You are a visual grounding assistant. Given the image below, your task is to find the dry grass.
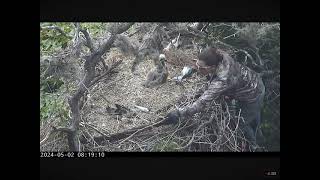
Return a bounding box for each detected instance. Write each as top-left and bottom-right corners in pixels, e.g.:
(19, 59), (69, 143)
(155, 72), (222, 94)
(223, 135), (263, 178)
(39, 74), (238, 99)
(82, 48), (206, 136)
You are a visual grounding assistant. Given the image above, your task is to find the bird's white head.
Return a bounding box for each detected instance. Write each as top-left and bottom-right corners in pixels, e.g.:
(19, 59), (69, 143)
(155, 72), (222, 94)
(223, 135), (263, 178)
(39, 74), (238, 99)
(159, 54), (166, 60)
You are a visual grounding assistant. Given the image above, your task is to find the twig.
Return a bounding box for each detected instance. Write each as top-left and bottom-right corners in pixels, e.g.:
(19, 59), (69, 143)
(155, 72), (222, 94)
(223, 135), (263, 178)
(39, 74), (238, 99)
(160, 119), (183, 151)
(223, 31), (240, 40)
(128, 140), (144, 151)
(134, 105), (149, 112)
(118, 119), (167, 144)
(40, 131), (51, 146)
(89, 60), (122, 87)
(174, 132), (195, 150)
(80, 127), (100, 147)
(80, 122), (110, 137)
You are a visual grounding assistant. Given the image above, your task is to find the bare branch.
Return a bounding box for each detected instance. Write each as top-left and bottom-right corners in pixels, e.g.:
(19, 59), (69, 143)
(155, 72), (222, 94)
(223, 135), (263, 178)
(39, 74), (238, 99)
(89, 59), (122, 87)
(58, 22), (134, 151)
(79, 28), (95, 53)
(97, 23), (134, 56)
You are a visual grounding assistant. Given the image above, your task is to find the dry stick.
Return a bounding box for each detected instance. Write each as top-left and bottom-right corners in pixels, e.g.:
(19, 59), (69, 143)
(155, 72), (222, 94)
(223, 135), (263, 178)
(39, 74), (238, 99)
(184, 118), (214, 150)
(228, 109), (243, 151)
(154, 118), (193, 144)
(210, 23), (235, 28)
(200, 23), (209, 32)
(160, 119), (183, 151)
(222, 130), (236, 151)
(223, 103), (239, 151)
(41, 136), (64, 150)
(118, 119), (167, 144)
(81, 76), (124, 110)
(218, 115), (234, 149)
(80, 122), (110, 137)
(97, 118), (164, 145)
(216, 40), (258, 66)
(134, 114), (151, 123)
(128, 140), (145, 151)
(139, 125), (173, 144)
(196, 137), (221, 147)
(80, 28), (109, 72)
(80, 130), (92, 145)
(40, 118), (57, 145)
(40, 131), (51, 146)
(223, 31), (240, 40)
(174, 132), (195, 150)
(109, 113), (168, 144)
(80, 125), (100, 147)
(89, 60), (123, 87)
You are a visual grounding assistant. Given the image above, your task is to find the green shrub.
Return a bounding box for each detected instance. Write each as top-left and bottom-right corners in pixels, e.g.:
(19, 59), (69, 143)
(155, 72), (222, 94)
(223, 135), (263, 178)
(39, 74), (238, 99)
(153, 140), (181, 151)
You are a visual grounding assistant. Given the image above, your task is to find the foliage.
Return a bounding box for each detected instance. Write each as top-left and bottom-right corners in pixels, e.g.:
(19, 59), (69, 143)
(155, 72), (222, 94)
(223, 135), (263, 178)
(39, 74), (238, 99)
(40, 76), (64, 93)
(40, 86), (69, 125)
(153, 140), (181, 151)
(40, 23), (73, 55)
(40, 23), (77, 124)
(81, 23), (107, 37)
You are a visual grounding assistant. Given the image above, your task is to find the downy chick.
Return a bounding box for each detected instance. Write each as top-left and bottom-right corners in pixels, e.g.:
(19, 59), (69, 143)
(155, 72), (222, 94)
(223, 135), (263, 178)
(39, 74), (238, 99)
(142, 54), (168, 88)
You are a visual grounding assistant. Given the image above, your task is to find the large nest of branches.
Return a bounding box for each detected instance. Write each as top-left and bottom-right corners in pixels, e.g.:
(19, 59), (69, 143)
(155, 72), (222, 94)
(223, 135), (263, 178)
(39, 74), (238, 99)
(83, 71), (253, 152)
(40, 22), (278, 152)
(41, 49), (260, 152)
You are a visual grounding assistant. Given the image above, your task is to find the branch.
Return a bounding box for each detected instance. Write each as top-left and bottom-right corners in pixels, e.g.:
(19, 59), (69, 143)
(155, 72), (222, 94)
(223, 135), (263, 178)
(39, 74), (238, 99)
(201, 23), (210, 32)
(62, 23), (134, 151)
(40, 131), (51, 146)
(223, 31), (240, 40)
(90, 118), (167, 144)
(254, 48), (264, 66)
(97, 23), (134, 56)
(71, 23), (83, 57)
(79, 26), (111, 73)
(215, 40), (264, 70)
(89, 59), (122, 87)
(79, 28), (95, 53)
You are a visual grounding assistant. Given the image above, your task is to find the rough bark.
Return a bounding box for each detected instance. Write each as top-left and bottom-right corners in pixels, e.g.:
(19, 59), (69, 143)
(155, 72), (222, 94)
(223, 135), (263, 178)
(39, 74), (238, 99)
(54, 23), (134, 151)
